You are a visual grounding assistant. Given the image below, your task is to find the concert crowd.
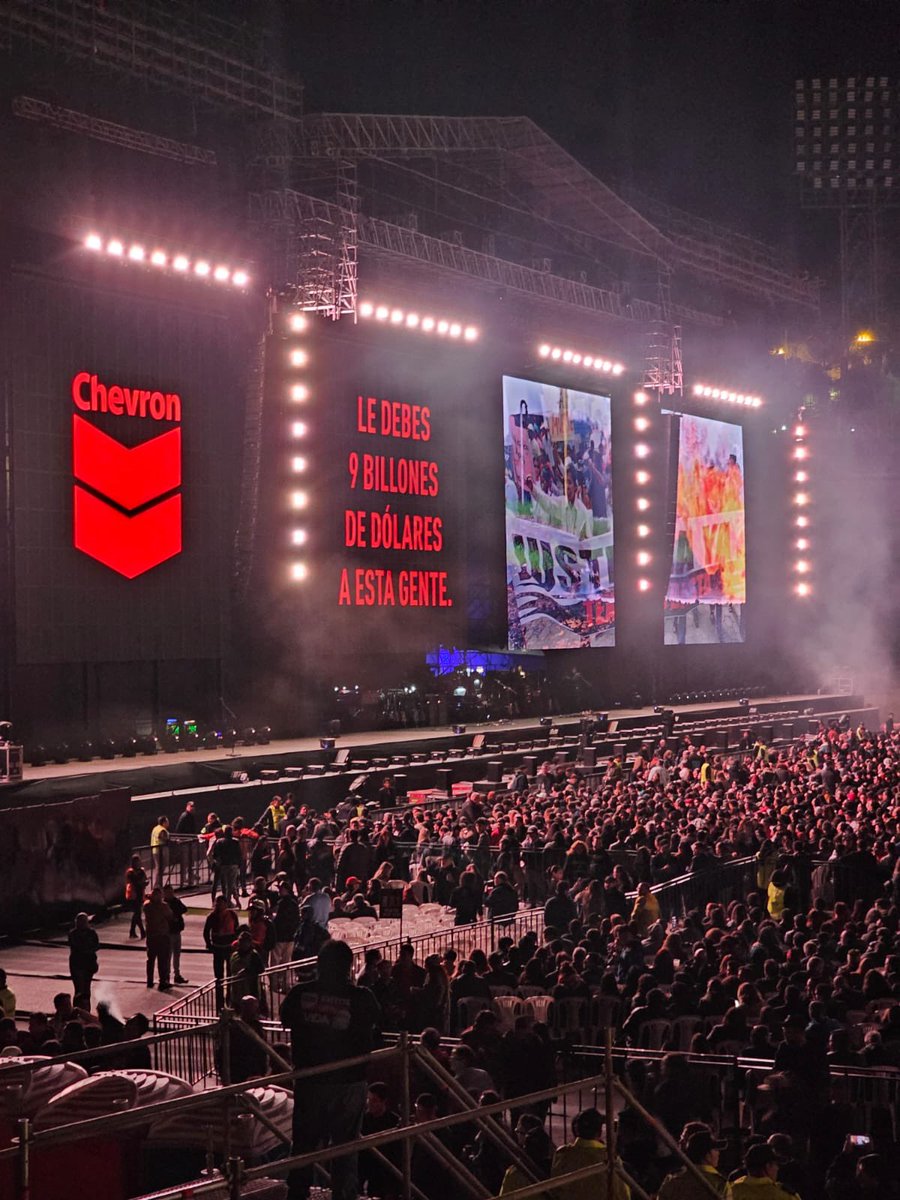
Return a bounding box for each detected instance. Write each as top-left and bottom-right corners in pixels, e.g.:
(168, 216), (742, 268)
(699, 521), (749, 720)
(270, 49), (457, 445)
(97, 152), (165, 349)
(6, 717), (900, 1200)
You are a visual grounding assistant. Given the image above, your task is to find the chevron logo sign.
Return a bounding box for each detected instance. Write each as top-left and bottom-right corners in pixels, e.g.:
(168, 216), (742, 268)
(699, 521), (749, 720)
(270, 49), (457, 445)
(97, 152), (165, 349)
(71, 372), (183, 578)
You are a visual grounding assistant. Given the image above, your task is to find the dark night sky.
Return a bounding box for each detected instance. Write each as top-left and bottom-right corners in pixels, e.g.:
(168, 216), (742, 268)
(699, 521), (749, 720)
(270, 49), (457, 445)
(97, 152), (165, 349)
(278, 0), (900, 250)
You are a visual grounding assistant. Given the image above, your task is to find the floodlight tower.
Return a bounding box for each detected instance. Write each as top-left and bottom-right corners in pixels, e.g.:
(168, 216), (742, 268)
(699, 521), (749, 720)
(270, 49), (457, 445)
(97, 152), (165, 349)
(793, 76), (899, 331)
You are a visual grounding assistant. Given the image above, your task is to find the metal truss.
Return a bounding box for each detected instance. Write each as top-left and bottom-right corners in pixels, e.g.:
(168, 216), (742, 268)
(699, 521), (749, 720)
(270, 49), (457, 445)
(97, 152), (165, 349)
(12, 95), (217, 165)
(0, 0), (303, 120)
(251, 188), (706, 327)
(286, 113), (817, 311)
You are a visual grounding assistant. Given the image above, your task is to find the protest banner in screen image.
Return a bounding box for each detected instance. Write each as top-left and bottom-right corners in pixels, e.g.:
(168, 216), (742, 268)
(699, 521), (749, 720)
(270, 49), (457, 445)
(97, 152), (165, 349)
(503, 375), (614, 649)
(665, 413), (746, 645)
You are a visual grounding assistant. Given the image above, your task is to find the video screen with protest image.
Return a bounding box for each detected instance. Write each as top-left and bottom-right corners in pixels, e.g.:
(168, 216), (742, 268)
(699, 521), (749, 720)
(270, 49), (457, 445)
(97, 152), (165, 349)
(503, 375), (614, 649)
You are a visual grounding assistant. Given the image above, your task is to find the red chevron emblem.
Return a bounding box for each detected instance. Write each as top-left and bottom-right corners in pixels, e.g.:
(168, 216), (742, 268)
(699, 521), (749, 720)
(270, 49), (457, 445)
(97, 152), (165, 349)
(73, 415), (180, 510)
(74, 486), (182, 579)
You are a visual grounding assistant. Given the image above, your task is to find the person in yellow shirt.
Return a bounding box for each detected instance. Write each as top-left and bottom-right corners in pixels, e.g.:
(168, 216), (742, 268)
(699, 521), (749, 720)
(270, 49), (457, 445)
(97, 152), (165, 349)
(551, 1108), (630, 1200)
(630, 881), (661, 938)
(767, 870), (789, 920)
(731, 1143), (798, 1200)
(658, 1130), (729, 1200)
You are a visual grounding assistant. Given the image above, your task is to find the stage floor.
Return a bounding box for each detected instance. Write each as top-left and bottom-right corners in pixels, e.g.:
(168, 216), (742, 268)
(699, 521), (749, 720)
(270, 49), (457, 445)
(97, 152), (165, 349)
(19, 692), (833, 790)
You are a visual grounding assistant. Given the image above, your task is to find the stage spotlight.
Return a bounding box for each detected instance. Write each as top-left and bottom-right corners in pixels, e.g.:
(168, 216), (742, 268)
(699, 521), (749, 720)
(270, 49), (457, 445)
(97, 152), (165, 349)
(638, 578), (651, 591)
(128, 244), (145, 261)
(636, 497), (650, 511)
(291, 421), (308, 438)
(437, 320), (449, 334)
(173, 254), (189, 271)
(290, 349), (308, 366)
(291, 490), (308, 509)
(150, 249), (167, 267)
(635, 470), (650, 485)
(231, 270), (249, 287)
(291, 529), (307, 546)
(241, 727), (257, 745)
(635, 416), (649, 431)
(794, 492), (808, 505)
(390, 308), (404, 324)
(359, 301), (374, 317)
(291, 455), (308, 473)
(612, 364), (624, 375)
(290, 384), (308, 402)
(320, 737), (336, 750)
(539, 344), (551, 357)
(421, 316), (435, 331)
(449, 323), (462, 338)
(637, 550), (651, 566)
(794, 446), (807, 460)
(550, 347), (562, 359)
(796, 582), (811, 597)
(795, 471), (808, 483)
(464, 326), (478, 341)
(77, 740), (94, 761)
(406, 313), (420, 328)
(634, 391), (648, 405)
(796, 538), (809, 550)
(572, 353), (582, 364)
(562, 350), (573, 362)
(601, 360), (612, 372)
(194, 260), (211, 277)
(637, 524), (650, 538)
(85, 233), (103, 251)
(796, 515), (809, 527)
(693, 384), (703, 396)
(712, 389), (721, 399)
(97, 737), (116, 759)
(795, 560), (810, 573)
(634, 443), (650, 458)
(291, 562), (308, 581)
(202, 730), (221, 750)
(214, 265), (230, 282)
(583, 356), (594, 367)
(289, 313), (308, 332)
(107, 239), (124, 256)
(257, 726), (271, 745)
(29, 744), (47, 766)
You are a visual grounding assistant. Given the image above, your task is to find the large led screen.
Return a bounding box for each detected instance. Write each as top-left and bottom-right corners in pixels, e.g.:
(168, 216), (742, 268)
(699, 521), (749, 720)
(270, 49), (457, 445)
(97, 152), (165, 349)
(503, 376), (614, 649)
(665, 413), (746, 644)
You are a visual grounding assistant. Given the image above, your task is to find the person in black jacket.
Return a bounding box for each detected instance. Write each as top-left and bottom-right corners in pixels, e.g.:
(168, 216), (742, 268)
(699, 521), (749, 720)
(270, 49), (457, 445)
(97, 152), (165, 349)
(67, 912), (100, 1004)
(162, 884), (189, 984)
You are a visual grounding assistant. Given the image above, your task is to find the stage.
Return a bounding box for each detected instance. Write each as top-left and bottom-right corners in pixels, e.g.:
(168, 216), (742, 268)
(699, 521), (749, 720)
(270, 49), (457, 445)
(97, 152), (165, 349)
(2, 691), (874, 817)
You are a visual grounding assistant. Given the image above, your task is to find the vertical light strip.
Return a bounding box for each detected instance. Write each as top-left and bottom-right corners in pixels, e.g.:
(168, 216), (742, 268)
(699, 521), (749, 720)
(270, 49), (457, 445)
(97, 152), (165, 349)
(287, 310), (310, 581)
(633, 391), (653, 591)
(791, 412), (812, 596)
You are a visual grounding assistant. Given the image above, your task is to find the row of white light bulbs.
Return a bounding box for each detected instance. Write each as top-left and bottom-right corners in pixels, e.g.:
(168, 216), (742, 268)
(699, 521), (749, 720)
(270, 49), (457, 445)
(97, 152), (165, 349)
(692, 383), (763, 407)
(792, 419), (812, 597)
(83, 233), (250, 288)
(538, 343), (625, 375)
(287, 312), (311, 581)
(633, 392), (653, 591)
(358, 302), (479, 341)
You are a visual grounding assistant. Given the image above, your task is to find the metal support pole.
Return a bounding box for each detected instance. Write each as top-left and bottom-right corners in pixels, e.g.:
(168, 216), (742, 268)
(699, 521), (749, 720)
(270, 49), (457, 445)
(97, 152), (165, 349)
(420, 1130), (491, 1199)
(400, 1031), (412, 1200)
(413, 1045), (539, 1183)
(604, 1026), (615, 1200)
(16, 1118), (30, 1200)
(611, 1077), (722, 1200)
(225, 1156), (243, 1200)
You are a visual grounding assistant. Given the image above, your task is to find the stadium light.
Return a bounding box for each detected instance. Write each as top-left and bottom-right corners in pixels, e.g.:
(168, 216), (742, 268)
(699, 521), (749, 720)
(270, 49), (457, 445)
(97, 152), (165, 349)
(290, 562), (308, 581)
(535, 343), (625, 375)
(81, 231), (250, 287)
(291, 530), (308, 546)
(84, 233), (103, 251)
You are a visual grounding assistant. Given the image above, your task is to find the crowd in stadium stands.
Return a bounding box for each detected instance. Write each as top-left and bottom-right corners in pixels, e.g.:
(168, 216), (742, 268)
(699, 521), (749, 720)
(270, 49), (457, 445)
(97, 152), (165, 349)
(4, 717), (899, 1199)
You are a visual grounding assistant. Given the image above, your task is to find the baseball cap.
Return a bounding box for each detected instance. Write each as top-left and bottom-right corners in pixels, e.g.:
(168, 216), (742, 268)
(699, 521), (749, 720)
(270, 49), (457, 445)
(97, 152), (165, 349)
(685, 1132), (727, 1163)
(746, 1144), (780, 1171)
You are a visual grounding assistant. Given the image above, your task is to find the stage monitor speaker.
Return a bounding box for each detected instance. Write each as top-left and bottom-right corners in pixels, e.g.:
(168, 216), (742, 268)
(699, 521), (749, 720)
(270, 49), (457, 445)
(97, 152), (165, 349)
(285, 766), (305, 778)
(436, 767), (453, 794)
(472, 733), (486, 750)
(539, 717), (553, 727)
(486, 760), (504, 783)
(334, 747), (351, 766)
(582, 746), (597, 769)
(260, 769), (280, 781)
